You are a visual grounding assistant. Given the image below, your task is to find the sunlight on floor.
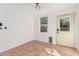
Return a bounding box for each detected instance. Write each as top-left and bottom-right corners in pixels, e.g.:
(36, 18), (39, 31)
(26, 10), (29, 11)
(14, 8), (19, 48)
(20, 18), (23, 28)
(45, 48), (61, 56)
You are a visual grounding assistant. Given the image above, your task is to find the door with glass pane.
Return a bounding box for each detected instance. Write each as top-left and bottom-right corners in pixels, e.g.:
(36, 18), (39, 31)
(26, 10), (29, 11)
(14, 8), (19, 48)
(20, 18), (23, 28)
(56, 14), (74, 47)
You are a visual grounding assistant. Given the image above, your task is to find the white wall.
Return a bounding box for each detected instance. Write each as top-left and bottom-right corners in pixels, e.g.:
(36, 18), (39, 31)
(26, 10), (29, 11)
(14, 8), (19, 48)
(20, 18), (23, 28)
(34, 7), (76, 46)
(34, 13), (56, 44)
(0, 4), (34, 52)
(75, 4), (79, 51)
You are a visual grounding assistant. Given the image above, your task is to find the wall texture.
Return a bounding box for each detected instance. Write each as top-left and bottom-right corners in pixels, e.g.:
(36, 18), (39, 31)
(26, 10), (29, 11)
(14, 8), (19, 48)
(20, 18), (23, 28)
(0, 4), (34, 52)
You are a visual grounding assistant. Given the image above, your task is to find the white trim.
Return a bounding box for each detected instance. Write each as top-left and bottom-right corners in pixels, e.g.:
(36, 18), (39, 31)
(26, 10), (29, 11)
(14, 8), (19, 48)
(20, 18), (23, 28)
(56, 13), (75, 47)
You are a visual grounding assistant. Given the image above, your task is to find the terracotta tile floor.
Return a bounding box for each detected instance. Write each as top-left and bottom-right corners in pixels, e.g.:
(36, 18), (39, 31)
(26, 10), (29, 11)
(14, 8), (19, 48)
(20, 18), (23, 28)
(0, 40), (79, 56)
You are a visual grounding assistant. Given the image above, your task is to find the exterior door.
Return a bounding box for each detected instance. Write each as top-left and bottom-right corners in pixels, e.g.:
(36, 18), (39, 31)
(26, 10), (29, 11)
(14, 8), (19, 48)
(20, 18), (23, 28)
(56, 14), (75, 47)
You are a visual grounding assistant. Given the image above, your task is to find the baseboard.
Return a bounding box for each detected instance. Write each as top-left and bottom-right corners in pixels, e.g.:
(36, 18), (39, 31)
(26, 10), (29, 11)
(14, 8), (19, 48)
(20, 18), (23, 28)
(0, 39), (33, 53)
(32, 37), (35, 40)
(56, 44), (76, 49)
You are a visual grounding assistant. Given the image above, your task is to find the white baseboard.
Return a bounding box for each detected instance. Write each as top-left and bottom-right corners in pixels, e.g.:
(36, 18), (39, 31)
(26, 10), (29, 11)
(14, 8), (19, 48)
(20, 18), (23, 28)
(0, 39), (32, 53)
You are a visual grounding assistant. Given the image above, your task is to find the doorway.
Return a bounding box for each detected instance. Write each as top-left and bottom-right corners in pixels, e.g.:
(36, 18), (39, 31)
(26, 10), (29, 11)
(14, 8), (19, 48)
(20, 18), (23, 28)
(56, 14), (75, 47)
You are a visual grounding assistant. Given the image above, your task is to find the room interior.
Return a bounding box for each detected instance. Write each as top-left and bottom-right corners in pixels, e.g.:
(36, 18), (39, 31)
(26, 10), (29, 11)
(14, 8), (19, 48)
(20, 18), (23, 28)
(0, 3), (79, 56)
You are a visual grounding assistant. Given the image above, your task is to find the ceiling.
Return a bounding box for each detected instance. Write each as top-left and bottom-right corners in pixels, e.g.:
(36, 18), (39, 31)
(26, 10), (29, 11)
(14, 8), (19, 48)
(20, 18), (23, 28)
(31, 3), (78, 15)
(0, 3), (77, 10)
(0, 3), (78, 15)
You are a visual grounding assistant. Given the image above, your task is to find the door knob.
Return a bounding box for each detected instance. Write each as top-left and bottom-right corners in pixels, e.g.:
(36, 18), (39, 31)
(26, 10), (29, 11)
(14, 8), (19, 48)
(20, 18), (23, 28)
(57, 29), (59, 33)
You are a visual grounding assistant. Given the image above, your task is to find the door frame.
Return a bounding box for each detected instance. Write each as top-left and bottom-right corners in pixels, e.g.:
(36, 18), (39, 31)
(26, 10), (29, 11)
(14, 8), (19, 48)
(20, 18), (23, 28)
(56, 13), (75, 48)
